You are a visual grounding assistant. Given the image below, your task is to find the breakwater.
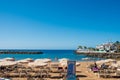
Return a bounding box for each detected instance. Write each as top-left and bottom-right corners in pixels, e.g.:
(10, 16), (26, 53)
(0, 50), (43, 54)
(75, 51), (120, 59)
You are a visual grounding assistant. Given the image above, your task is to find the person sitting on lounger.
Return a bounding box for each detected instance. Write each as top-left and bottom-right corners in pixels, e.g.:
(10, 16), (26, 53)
(91, 62), (99, 72)
(94, 62), (97, 68)
(100, 63), (108, 69)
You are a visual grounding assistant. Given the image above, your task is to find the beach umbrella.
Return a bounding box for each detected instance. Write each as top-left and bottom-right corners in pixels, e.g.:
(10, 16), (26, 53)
(34, 59), (44, 63)
(111, 63), (119, 68)
(3, 57), (15, 61)
(104, 59), (115, 63)
(58, 58), (69, 62)
(0, 61), (17, 67)
(59, 58), (69, 67)
(17, 59), (29, 64)
(23, 58), (33, 62)
(60, 61), (80, 66)
(34, 58), (51, 63)
(117, 61), (120, 65)
(34, 62), (48, 67)
(50, 62), (59, 66)
(28, 62), (48, 67)
(96, 59), (115, 64)
(96, 60), (106, 64)
(43, 58), (51, 63)
(60, 62), (67, 66)
(117, 68), (120, 71)
(76, 62), (80, 66)
(28, 62), (35, 67)
(0, 59), (5, 62)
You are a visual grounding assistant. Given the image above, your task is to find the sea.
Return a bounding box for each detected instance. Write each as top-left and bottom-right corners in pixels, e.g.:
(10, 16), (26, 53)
(0, 50), (101, 61)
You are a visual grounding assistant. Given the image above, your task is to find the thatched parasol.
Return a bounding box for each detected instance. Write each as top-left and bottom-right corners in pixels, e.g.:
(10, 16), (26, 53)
(59, 58), (69, 62)
(23, 58), (33, 62)
(28, 62), (48, 67)
(34, 58), (51, 63)
(3, 57), (15, 61)
(0, 61), (17, 67)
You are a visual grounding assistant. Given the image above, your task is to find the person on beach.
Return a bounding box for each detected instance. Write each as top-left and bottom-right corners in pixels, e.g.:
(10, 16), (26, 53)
(91, 62), (99, 72)
(100, 63), (109, 69)
(94, 62), (98, 68)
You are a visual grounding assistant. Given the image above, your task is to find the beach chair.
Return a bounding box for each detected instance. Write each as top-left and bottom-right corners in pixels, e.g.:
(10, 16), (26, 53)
(98, 69), (108, 78)
(8, 72), (20, 77)
(115, 70), (120, 77)
(98, 69), (115, 78)
(12, 78), (27, 80)
(91, 67), (99, 73)
(49, 73), (63, 79)
(58, 67), (64, 73)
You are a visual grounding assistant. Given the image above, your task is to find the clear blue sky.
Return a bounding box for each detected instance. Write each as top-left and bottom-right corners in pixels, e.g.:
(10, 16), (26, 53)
(0, 0), (120, 49)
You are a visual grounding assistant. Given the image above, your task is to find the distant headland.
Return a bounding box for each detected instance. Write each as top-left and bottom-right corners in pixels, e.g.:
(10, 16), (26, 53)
(76, 41), (120, 59)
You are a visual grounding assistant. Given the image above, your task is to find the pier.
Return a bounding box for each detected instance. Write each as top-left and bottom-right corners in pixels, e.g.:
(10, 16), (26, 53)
(0, 50), (43, 54)
(75, 51), (120, 59)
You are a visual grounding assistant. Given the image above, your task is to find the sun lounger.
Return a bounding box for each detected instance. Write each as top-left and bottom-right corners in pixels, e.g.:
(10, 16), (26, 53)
(49, 73), (63, 78)
(115, 70), (120, 77)
(98, 69), (116, 78)
(91, 67), (99, 73)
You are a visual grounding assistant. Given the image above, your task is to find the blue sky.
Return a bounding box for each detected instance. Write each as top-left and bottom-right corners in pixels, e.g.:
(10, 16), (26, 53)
(0, 0), (120, 49)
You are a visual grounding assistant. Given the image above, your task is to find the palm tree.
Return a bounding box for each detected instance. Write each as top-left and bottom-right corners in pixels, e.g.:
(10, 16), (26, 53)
(83, 46), (87, 50)
(78, 45), (83, 49)
(115, 41), (120, 44)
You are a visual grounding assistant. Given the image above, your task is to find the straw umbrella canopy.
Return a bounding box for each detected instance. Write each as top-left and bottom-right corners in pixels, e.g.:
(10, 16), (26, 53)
(60, 61), (80, 66)
(0, 61), (17, 67)
(96, 60), (106, 64)
(34, 62), (48, 67)
(76, 62), (80, 66)
(28, 62), (48, 67)
(28, 62), (35, 67)
(58, 58), (68, 67)
(34, 59), (44, 63)
(34, 58), (51, 63)
(104, 59), (115, 63)
(117, 61), (120, 65)
(59, 58), (69, 62)
(17, 59), (29, 64)
(110, 61), (120, 68)
(43, 58), (51, 63)
(23, 58), (33, 62)
(96, 59), (116, 65)
(111, 63), (119, 68)
(3, 57), (15, 61)
(0, 59), (5, 62)
(50, 62), (59, 67)
(60, 62), (67, 66)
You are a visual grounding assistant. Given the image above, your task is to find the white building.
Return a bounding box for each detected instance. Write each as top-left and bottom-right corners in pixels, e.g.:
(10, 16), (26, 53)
(96, 42), (117, 53)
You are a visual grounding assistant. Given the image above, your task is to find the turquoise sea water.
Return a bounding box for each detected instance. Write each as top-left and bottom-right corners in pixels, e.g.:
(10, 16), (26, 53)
(0, 50), (101, 61)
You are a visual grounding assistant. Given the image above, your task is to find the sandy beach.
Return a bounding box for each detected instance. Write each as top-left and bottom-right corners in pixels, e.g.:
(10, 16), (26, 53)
(0, 58), (120, 80)
(76, 62), (120, 80)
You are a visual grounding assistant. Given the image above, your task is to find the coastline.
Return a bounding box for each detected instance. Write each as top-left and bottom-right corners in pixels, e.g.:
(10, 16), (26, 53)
(75, 50), (120, 59)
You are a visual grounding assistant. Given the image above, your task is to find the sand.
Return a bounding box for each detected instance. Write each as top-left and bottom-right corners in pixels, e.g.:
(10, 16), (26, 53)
(1, 61), (120, 80)
(76, 61), (120, 80)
